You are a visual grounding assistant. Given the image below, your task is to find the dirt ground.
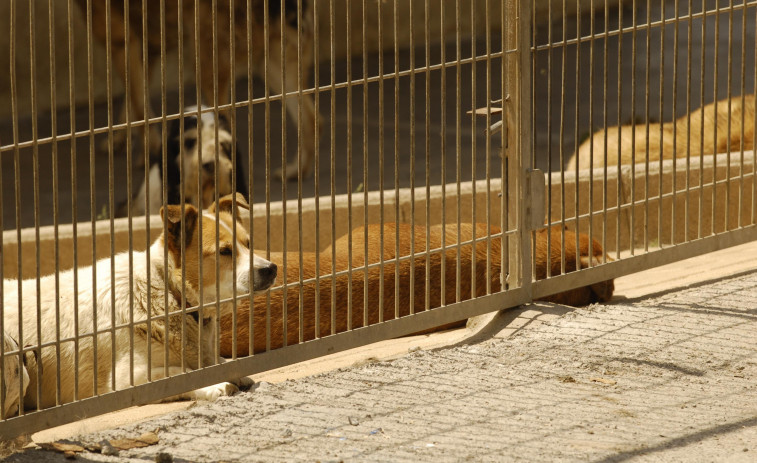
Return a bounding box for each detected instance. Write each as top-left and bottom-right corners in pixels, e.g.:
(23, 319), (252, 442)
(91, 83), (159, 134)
(6, 263), (757, 462)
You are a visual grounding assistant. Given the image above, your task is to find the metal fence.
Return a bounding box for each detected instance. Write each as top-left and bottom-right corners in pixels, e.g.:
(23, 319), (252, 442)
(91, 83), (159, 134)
(0, 0), (755, 440)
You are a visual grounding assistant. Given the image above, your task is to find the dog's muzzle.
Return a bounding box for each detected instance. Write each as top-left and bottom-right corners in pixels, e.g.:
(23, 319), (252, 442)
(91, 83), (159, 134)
(253, 261), (278, 292)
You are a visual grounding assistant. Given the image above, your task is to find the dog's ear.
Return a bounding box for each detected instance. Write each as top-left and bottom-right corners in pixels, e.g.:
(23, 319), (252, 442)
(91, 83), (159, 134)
(160, 204), (199, 254)
(208, 192), (249, 217)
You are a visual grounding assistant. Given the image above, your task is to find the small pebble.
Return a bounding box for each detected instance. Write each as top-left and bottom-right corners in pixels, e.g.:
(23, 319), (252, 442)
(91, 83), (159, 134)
(408, 346), (421, 353)
(348, 416), (359, 426)
(101, 444), (119, 456)
(155, 452), (173, 463)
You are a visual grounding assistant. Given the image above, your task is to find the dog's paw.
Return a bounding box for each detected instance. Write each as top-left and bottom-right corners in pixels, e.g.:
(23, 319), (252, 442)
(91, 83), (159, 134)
(193, 382), (239, 401)
(232, 376), (254, 391)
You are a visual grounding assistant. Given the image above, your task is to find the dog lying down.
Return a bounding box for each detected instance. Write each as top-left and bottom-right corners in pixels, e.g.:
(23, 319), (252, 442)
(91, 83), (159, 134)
(567, 94), (755, 171)
(220, 223), (614, 357)
(1, 331), (30, 419)
(2, 193), (277, 410)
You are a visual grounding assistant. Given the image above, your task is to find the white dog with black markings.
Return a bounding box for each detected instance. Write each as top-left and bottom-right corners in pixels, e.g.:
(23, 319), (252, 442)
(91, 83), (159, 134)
(2, 193), (276, 410)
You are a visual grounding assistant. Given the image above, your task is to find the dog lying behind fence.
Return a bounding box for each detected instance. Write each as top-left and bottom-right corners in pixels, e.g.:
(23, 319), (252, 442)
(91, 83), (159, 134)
(219, 223), (614, 357)
(127, 106), (248, 216)
(2, 194), (277, 410)
(77, 0), (320, 181)
(567, 94), (755, 171)
(1, 332), (29, 419)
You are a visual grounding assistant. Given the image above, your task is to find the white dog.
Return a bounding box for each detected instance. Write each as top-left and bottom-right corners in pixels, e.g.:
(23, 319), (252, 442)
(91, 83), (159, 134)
(2, 193), (277, 410)
(1, 332), (30, 418)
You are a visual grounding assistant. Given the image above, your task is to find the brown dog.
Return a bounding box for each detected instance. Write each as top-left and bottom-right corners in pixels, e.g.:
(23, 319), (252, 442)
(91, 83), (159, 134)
(219, 223), (614, 357)
(78, 0), (319, 181)
(567, 94), (755, 171)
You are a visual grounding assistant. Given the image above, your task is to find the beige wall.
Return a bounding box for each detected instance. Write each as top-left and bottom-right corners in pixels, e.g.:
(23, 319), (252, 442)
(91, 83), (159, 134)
(0, 0), (622, 120)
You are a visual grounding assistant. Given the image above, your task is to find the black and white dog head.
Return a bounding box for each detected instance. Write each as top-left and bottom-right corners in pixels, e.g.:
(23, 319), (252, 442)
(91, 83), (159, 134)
(129, 105), (248, 216)
(167, 105), (248, 210)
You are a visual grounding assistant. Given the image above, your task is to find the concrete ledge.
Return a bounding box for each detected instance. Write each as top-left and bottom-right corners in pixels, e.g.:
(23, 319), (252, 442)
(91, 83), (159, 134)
(4, 150), (753, 279)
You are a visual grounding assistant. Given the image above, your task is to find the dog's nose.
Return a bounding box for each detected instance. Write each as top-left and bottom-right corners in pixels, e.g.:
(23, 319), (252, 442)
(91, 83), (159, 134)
(259, 262), (277, 283)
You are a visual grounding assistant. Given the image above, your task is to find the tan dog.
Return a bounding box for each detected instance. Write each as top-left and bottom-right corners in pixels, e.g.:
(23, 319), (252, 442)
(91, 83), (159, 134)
(567, 94), (755, 171)
(1, 332), (30, 419)
(78, 0), (320, 181)
(2, 194), (276, 410)
(220, 223), (614, 357)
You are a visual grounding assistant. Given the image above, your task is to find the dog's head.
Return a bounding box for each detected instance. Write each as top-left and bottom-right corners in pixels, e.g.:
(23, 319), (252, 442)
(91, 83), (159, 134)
(167, 106), (238, 209)
(1, 333), (29, 419)
(160, 193), (277, 307)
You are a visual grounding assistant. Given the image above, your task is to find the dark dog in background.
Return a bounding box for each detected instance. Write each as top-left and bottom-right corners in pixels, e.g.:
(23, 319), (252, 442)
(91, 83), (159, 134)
(77, 0), (320, 181)
(128, 106), (248, 216)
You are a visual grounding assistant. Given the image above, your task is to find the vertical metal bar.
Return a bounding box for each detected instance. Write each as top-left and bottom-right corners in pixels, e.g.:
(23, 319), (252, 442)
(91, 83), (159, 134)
(629, 0), (637, 256)
(48, 0), (62, 406)
(141, 0), (151, 383)
(178, 0), (188, 371)
(469, 0), (477, 298)
(86, 0), (99, 396)
(393, 0), (400, 319)
(363, 0), (370, 325)
(501, 0), (508, 290)
(643, 0), (652, 252)
(752, 5), (757, 226)
(575, 0), (584, 269)
(105, 0), (118, 393)
(160, 0), (169, 376)
(313, 0), (321, 338)
(672, 0), (682, 244)
(378, 0), (386, 323)
(329, 0), (336, 335)
(66, 0), (81, 399)
(212, 0), (222, 365)
(439, 0), (447, 305)
(724, 1), (735, 232)
(124, 0), (135, 388)
(455, 0), (461, 301)
(264, 0), (272, 352)
(29, 0), (44, 408)
(246, 0), (255, 354)
(279, 0), (288, 347)
(684, 0), (694, 243)
(409, 0), (417, 315)
(545, 0), (554, 275)
(712, 0), (721, 236)
(346, 0), (354, 329)
(601, 0), (609, 263)
(10, 0), (26, 413)
(658, 0), (666, 248)
(698, 0), (707, 239)
(587, 0), (596, 267)
(425, 0), (432, 306)
(0, 120), (4, 414)
(737, 0), (747, 229)
(484, 0), (493, 295)
(194, 0), (205, 367)
(230, 0), (240, 359)
(559, 0), (566, 272)
(296, 0), (305, 344)
(615, 1), (623, 260)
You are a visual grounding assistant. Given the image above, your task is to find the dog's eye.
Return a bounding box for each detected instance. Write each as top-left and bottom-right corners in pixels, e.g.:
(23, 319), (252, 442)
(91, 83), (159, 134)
(219, 247), (233, 257)
(184, 137), (197, 150)
(221, 141), (232, 153)
(245, 239), (250, 249)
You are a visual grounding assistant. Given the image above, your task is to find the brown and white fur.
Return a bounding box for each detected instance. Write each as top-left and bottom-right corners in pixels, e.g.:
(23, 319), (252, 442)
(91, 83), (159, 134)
(567, 94), (755, 171)
(220, 223), (614, 358)
(2, 194), (277, 410)
(129, 106), (248, 216)
(1, 332), (30, 419)
(78, 0), (320, 181)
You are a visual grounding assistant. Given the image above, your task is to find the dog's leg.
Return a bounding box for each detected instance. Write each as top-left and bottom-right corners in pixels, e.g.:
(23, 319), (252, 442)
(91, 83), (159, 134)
(267, 37), (320, 182)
